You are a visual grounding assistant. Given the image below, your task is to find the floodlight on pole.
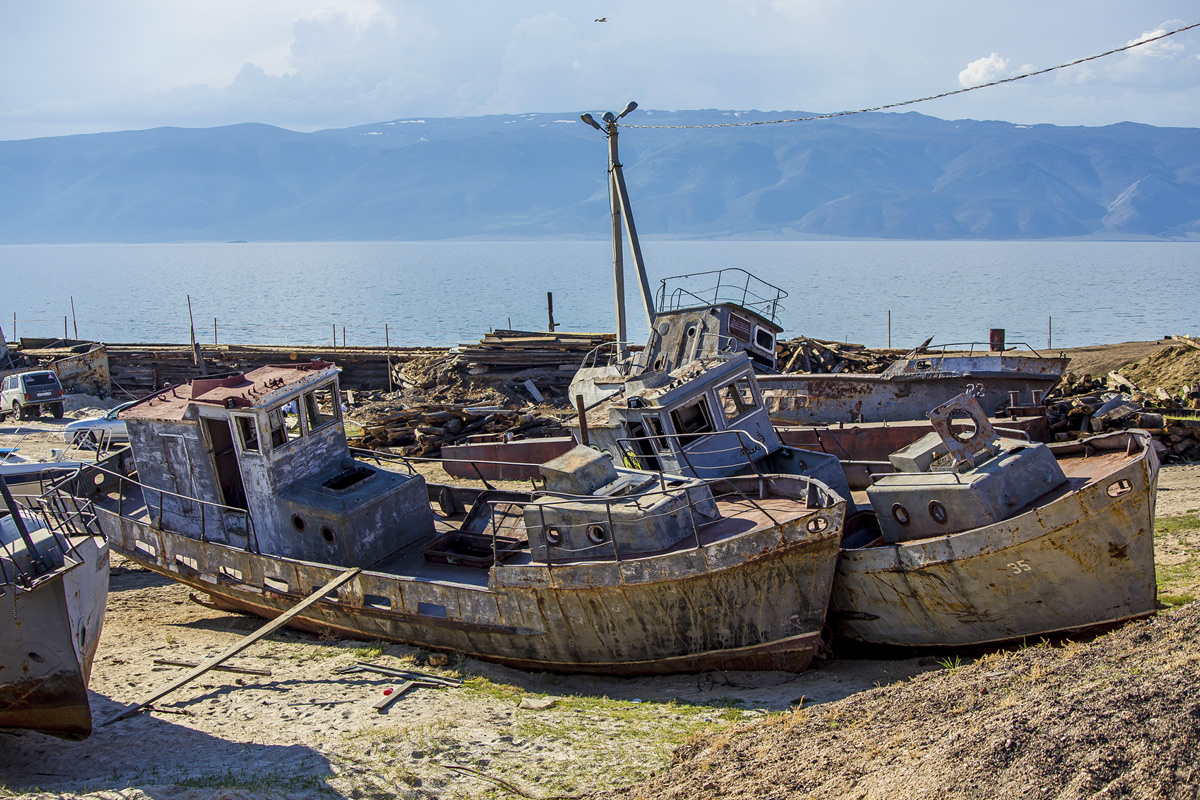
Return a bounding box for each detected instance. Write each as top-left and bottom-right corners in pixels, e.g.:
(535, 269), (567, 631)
(580, 113), (602, 130)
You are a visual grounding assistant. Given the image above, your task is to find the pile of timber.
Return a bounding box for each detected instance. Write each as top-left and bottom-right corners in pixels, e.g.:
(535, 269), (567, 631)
(351, 404), (566, 457)
(1042, 339), (1200, 461)
(776, 337), (904, 375)
(456, 330), (615, 371)
(105, 343), (447, 395)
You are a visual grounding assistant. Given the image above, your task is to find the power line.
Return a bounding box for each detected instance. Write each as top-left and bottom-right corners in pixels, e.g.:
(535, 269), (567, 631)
(624, 21), (1200, 129)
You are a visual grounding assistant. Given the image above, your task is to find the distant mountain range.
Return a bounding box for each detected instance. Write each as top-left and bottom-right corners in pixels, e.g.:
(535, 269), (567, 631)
(2, 109), (1199, 242)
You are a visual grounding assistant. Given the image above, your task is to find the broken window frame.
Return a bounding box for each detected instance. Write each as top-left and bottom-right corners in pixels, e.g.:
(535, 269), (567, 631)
(301, 383), (339, 435)
(267, 405), (294, 450)
(232, 413), (261, 454)
(668, 395), (716, 449)
(717, 375), (757, 423)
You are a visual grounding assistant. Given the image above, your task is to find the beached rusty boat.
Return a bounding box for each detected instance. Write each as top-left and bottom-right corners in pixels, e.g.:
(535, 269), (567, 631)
(0, 480), (108, 739)
(70, 362), (846, 674)
(759, 343), (1069, 426)
(831, 394), (1159, 647)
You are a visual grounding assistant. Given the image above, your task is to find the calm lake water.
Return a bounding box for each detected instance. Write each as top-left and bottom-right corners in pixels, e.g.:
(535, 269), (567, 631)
(1, 240), (1196, 350)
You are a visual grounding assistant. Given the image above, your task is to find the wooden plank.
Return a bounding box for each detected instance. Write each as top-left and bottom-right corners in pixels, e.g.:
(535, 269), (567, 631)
(103, 568), (361, 726)
(152, 658), (272, 676)
(372, 680), (416, 712)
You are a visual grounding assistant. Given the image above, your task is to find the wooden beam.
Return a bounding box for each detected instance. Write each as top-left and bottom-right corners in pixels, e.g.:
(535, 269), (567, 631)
(103, 568), (360, 726)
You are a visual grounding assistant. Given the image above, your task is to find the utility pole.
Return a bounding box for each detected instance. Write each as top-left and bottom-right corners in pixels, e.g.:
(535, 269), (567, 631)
(581, 102), (656, 358)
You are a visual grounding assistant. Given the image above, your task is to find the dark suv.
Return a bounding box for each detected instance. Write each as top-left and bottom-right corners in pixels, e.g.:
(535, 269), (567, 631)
(0, 370), (65, 420)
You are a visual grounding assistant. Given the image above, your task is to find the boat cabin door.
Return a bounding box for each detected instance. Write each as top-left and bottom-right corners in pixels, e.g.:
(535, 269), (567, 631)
(203, 417), (248, 511)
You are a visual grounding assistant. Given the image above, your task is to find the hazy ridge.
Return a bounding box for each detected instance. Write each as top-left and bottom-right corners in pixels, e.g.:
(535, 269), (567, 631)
(2, 109), (1199, 243)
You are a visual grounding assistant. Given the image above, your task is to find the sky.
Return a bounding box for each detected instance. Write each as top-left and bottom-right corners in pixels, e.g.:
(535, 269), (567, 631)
(2, 1), (1199, 141)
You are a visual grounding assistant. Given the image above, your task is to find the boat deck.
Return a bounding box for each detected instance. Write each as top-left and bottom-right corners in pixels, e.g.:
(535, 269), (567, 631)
(97, 484), (819, 588)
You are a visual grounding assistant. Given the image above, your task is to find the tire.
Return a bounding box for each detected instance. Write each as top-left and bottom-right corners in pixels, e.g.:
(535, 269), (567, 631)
(51, 402), (64, 419)
(12, 401), (24, 421)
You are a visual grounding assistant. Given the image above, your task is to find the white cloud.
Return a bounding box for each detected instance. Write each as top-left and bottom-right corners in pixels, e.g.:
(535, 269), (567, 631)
(958, 53), (1012, 87)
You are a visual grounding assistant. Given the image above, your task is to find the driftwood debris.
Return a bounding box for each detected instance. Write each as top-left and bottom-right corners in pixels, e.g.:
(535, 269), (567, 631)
(776, 336), (905, 375)
(352, 404), (565, 456)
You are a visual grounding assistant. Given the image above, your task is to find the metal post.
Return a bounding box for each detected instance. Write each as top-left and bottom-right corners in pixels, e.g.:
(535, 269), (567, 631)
(70, 296), (78, 339)
(213, 318), (217, 346)
(385, 324), (393, 392)
(64, 315), (68, 339)
(608, 135), (627, 358)
(332, 324), (336, 348)
(610, 159), (656, 327)
(547, 292), (556, 332)
(888, 310), (892, 349)
(1048, 316), (1053, 350)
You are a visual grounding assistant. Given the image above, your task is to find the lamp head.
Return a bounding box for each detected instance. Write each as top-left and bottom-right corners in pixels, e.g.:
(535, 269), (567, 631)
(580, 113), (602, 130)
(618, 101), (638, 118)
(601, 111), (617, 124)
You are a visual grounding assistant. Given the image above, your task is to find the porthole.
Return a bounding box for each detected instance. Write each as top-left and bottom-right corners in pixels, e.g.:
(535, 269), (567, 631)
(545, 526), (562, 546)
(891, 503), (911, 526)
(806, 517), (829, 534)
(291, 514), (306, 533)
(928, 501), (948, 525)
(321, 526), (336, 544)
(686, 326), (697, 338)
(587, 525), (607, 544)
(27, 652), (44, 664)
(1106, 479), (1133, 498)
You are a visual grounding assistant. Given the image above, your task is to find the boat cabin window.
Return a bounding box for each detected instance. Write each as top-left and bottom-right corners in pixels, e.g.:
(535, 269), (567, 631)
(267, 406), (292, 448)
(718, 377), (756, 422)
(754, 327), (775, 352)
(644, 415), (671, 454)
(302, 384), (339, 434)
(669, 396), (715, 446)
(233, 414), (260, 454)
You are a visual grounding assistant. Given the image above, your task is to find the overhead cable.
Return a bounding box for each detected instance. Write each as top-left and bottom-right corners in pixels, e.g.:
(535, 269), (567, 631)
(623, 21), (1200, 129)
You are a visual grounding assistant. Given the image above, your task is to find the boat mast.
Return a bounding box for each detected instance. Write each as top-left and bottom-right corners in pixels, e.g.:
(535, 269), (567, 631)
(581, 102), (656, 358)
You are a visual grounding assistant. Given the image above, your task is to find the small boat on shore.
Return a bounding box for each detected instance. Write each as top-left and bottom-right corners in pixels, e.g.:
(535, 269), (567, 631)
(0, 478), (109, 739)
(69, 362), (847, 674)
(830, 393), (1159, 648)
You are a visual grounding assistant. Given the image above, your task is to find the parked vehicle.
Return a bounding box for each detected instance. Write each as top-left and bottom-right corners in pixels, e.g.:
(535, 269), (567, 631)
(63, 401), (134, 445)
(0, 370), (65, 420)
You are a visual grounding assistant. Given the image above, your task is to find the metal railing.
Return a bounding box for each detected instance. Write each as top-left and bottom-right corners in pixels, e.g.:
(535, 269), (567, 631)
(655, 268), (787, 323)
(52, 461), (261, 554)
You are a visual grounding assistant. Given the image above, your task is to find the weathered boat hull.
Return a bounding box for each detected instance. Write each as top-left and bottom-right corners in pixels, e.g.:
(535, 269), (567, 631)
(95, 476), (844, 675)
(0, 536), (109, 739)
(830, 433), (1158, 647)
(759, 355), (1067, 425)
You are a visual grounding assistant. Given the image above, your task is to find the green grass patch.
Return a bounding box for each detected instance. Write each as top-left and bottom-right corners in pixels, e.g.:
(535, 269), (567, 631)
(1156, 512), (1200, 535)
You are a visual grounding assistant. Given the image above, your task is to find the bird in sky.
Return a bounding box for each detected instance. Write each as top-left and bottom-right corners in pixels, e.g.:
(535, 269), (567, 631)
(594, 17), (607, 22)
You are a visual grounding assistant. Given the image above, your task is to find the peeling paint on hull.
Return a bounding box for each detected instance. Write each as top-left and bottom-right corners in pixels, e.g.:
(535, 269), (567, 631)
(96, 478), (844, 675)
(831, 433), (1158, 647)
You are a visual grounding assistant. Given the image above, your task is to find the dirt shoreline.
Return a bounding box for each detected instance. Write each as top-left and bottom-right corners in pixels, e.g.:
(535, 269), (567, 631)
(1, 339), (1198, 799)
